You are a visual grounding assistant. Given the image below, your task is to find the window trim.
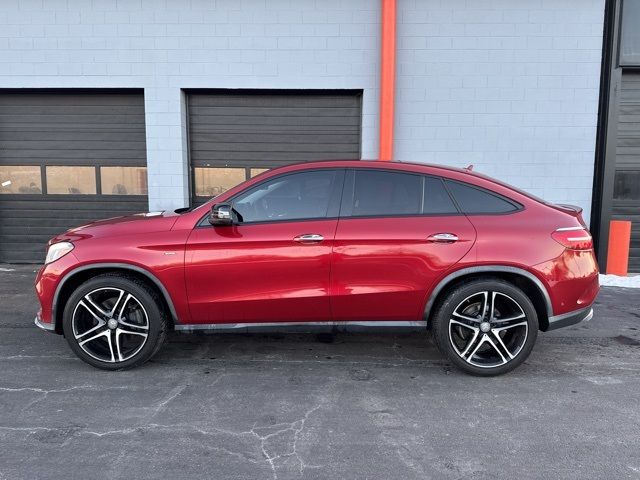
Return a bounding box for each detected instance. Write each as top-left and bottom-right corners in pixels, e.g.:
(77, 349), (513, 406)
(197, 168), (346, 227)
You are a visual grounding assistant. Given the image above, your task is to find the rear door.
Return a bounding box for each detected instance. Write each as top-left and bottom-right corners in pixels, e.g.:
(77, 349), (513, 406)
(185, 169), (344, 324)
(331, 170), (476, 321)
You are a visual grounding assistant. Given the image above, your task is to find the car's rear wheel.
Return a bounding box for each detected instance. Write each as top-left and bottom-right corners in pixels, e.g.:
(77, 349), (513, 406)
(62, 274), (168, 370)
(432, 278), (538, 376)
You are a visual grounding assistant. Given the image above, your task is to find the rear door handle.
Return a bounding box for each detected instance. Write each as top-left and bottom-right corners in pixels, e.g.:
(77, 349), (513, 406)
(293, 234), (324, 244)
(427, 233), (458, 243)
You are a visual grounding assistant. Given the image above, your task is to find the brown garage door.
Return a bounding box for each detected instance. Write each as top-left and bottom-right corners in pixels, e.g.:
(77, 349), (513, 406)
(187, 89), (362, 206)
(0, 91), (148, 263)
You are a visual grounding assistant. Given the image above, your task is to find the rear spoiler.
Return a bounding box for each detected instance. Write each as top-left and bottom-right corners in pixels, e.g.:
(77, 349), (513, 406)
(551, 204), (586, 226)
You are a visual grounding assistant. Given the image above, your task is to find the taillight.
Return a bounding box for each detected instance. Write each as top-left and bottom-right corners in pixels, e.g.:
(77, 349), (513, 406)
(552, 227), (593, 250)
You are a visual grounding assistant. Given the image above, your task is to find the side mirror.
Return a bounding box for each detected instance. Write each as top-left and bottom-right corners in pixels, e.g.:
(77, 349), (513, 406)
(209, 204), (234, 226)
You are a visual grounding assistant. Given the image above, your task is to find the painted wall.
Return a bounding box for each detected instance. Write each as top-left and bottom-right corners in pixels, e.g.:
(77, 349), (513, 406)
(396, 0), (605, 222)
(0, 0), (381, 210)
(1, 0), (605, 221)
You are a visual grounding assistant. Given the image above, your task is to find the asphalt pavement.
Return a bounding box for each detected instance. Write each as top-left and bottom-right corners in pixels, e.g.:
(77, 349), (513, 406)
(0, 264), (639, 480)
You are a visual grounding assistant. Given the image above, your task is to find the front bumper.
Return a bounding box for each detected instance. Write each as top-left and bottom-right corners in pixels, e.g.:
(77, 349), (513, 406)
(34, 314), (56, 333)
(546, 305), (593, 331)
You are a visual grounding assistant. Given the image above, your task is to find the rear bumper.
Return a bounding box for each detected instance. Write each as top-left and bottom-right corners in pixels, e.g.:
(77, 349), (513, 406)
(546, 305), (593, 331)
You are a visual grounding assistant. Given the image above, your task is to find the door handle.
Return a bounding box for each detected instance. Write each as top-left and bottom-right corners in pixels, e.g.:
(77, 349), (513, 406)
(293, 234), (324, 244)
(427, 233), (458, 243)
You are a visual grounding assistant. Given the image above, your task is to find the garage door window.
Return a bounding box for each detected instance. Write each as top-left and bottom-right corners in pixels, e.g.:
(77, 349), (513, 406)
(46, 166), (96, 195)
(250, 168), (270, 178)
(101, 167), (148, 195)
(194, 167), (246, 197)
(0, 166), (42, 194)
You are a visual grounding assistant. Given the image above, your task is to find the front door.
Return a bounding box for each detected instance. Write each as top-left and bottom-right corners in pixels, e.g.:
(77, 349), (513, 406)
(331, 169), (476, 321)
(185, 169), (344, 324)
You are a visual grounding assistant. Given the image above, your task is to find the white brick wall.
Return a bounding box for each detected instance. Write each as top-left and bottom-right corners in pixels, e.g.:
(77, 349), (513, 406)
(0, 0), (380, 210)
(397, 0), (605, 223)
(0, 0), (605, 221)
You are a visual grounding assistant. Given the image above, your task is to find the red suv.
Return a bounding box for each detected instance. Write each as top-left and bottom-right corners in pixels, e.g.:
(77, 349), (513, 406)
(34, 161), (599, 375)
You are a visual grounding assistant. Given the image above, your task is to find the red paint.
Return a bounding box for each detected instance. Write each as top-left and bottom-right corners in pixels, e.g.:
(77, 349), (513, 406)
(331, 215), (475, 320)
(185, 219), (336, 323)
(379, 0), (396, 161)
(35, 160), (599, 331)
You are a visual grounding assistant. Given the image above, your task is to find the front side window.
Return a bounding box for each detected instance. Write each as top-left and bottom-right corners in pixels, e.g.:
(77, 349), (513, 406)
(233, 170), (340, 223)
(445, 180), (519, 214)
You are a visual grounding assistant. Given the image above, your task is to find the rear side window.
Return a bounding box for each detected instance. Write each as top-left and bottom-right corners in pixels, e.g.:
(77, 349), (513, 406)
(349, 170), (422, 216)
(423, 177), (458, 214)
(341, 170), (461, 217)
(445, 180), (520, 214)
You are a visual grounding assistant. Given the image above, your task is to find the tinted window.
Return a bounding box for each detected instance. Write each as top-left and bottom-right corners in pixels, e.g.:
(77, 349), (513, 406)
(445, 180), (519, 214)
(349, 170), (422, 216)
(233, 170), (338, 223)
(423, 177), (458, 214)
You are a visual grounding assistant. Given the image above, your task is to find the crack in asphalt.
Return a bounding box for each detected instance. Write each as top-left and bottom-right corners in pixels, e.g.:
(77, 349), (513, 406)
(0, 407), (323, 480)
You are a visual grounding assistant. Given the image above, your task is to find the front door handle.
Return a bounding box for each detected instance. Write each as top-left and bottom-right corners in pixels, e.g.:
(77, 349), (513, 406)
(294, 234), (324, 244)
(427, 233), (458, 243)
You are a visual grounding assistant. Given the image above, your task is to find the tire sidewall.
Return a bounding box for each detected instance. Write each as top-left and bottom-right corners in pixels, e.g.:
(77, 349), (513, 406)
(433, 279), (539, 376)
(62, 276), (165, 370)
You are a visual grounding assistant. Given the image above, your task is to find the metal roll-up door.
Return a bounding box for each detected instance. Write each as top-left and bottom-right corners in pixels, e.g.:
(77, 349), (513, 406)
(187, 89), (362, 206)
(0, 91), (148, 263)
(613, 72), (640, 272)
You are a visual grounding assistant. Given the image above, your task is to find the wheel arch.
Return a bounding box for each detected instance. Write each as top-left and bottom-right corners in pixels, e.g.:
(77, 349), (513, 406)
(52, 263), (179, 334)
(424, 266), (553, 331)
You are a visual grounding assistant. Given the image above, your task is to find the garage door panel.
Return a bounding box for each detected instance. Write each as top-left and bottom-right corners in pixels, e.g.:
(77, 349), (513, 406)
(4, 150), (146, 161)
(0, 91), (148, 263)
(191, 141), (360, 154)
(189, 115), (361, 127)
(0, 113), (146, 126)
(192, 151), (357, 163)
(190, 132), (360, 144)
(0, 104), (144, 115)
(191, 94), (361, 108)
(189, 124), (361, 134)
(1, 140), (145, 150)
(2, 131), (146, 143)
(189, 106), (361, 118)
(187, 90), (362, 207)
(613, 72), (640, 272)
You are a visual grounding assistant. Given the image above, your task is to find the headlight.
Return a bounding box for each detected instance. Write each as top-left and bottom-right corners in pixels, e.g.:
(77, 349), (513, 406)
(45, 241), (74, 264)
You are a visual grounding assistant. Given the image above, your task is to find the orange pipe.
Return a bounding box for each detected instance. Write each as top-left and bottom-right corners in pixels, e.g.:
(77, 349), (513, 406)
(379, 0), (396, 161)
(606, 220), (632, 276)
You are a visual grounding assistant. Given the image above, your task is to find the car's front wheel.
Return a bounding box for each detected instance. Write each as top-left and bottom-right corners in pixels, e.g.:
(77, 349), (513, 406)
(62, 274), (168, 370)
(432, 278), (538, 376)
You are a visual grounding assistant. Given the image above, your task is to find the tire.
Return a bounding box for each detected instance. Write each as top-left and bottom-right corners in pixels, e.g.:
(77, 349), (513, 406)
(431, 278), (538, 376)
(62, 273), (168, 370)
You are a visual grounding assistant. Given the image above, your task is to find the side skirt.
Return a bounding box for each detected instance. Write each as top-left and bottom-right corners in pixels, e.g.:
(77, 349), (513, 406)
(174, 321), (427, 334)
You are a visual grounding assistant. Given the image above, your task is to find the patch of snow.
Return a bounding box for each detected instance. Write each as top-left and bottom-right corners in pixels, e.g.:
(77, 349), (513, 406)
(599, 273), (640, 289)
(0, 267), (15, 272)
